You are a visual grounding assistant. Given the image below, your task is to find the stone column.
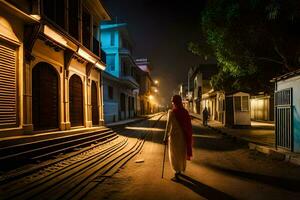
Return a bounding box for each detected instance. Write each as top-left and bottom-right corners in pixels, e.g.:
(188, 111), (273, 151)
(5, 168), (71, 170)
(99, 71), (105, 126)
(22, 61), (33, 133)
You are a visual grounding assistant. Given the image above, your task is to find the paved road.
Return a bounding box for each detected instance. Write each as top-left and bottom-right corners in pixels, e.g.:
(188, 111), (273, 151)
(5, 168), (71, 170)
(84, 116), (300, 200)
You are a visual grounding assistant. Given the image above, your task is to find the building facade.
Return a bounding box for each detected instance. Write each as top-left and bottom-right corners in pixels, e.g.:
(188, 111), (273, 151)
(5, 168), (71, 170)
(187, 64), (218, 116)
(0, 0), (110, 135)
(135, 58), (157, 115)
(273, 69), (300, 152)
(100, 23), (139, 123)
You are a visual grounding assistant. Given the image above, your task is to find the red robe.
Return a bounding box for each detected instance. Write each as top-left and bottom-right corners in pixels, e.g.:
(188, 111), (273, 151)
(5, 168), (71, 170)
(172, 107), (193, 160)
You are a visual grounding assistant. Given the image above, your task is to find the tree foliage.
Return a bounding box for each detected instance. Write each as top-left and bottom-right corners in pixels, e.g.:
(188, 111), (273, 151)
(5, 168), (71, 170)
(190, 0), (300, 93)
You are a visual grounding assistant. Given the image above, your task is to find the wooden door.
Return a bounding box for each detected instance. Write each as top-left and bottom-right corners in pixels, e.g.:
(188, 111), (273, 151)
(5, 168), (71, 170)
(69, 75), (83, 126)
(32, 62), (59, 130)
(91, 81), (99, 125)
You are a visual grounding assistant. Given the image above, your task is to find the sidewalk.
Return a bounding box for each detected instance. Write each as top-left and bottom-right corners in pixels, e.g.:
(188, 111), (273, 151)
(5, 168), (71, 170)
(190, 112), (274, 147)
(208, 120), (275, 147)
(190, 112), (300, 166)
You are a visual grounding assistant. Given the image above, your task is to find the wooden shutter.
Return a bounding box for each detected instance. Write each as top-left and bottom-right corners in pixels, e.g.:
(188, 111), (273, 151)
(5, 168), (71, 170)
(91, 81), (99, 125)
(32, 63), (59, 130)
(69, 75), (83, 126)
(0, 42), (17, 127)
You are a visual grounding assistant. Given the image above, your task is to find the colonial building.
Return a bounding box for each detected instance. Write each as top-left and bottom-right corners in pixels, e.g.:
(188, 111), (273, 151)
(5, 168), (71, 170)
(0, 0), (110, 135)
(187, 64), (218, 115)
(135, 58), (156, 115)
(100, 23), (139, 123)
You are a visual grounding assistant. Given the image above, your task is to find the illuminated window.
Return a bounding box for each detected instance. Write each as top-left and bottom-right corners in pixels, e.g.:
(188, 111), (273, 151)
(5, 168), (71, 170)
(234, 96), (249, 111)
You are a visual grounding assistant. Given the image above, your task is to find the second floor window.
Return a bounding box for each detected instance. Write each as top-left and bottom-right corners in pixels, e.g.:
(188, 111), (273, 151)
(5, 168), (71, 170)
(110, 32), (115, 46)
(106, 55), (115, 71)
(43, 0), (65, 28)
(82, 8), (91, 49)
(108, 86), (113, 100)
(68, 0), (79, 39)
(122, 61), (127, 76)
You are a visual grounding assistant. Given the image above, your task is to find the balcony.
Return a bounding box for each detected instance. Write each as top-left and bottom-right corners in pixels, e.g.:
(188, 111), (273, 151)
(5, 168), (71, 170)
(120, 75), (139, 89)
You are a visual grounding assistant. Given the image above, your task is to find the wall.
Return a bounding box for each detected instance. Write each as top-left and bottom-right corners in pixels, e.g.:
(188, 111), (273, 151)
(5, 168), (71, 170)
(100, 29), (120, 78)
(0, 9), (25, 134)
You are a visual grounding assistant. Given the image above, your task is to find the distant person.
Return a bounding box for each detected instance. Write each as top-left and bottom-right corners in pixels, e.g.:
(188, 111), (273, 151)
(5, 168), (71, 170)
(164, 95), (193, 181)
(202, 107), (209, 126)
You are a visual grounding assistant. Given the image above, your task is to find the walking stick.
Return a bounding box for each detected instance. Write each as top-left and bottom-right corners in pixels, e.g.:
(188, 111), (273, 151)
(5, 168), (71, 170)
(161, 141), (167, 178)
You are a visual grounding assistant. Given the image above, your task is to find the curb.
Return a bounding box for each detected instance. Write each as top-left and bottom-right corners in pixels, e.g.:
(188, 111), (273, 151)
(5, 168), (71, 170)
(248, 142), (300, 166)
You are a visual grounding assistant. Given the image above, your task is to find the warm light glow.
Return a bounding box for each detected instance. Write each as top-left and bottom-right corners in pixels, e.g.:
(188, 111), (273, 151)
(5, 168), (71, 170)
(44, 25), (68, 47)
(154, 80), (159, 84)
(154, 89), (158, 93)
(78, 47), (97, 64)
(30, 15), (41, 20)
(149, 95), (154, 100)
(125, 127), (165, 132)
(95, 61), (106, 71)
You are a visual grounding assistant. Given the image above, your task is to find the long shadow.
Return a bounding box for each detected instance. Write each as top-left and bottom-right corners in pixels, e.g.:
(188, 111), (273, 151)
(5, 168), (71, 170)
(175, 174), (236, 200)
(203, 163), (300, 193)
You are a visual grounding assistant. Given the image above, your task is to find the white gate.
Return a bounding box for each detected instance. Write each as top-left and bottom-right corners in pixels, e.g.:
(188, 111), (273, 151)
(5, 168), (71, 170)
(275, 88), (293, 150)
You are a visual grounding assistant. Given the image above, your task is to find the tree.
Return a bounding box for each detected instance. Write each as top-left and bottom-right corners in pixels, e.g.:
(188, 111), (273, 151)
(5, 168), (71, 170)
(189, 0), (300, 93)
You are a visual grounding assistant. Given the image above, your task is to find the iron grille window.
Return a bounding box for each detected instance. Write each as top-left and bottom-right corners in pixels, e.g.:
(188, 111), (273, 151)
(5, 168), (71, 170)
(275, 88), (292, 106)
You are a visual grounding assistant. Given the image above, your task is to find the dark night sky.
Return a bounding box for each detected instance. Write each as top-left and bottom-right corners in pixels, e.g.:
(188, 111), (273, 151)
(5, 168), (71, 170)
(102, 0), (207, 104)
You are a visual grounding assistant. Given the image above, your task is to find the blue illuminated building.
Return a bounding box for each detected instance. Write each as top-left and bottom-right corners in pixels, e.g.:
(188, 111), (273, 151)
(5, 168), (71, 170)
(100, 23), (140, 123)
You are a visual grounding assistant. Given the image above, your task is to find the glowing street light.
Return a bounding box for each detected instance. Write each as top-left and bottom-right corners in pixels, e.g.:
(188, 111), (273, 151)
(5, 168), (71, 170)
(154, 80), (159, 84)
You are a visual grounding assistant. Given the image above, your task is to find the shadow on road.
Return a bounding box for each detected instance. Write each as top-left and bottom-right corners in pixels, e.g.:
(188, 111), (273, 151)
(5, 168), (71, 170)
(176, 174), (236, 200)
(203, 163), (300, 193)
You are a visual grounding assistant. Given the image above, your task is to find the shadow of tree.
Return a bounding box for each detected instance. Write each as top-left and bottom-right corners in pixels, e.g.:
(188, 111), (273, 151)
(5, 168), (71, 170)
(176, 174), (236, 200)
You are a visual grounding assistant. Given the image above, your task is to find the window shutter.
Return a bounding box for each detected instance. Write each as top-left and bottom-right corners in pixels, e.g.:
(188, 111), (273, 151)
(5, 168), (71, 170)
(0, 42), (17, 127)
(234, 96), (241, 111)
(241, 96), (249, 111)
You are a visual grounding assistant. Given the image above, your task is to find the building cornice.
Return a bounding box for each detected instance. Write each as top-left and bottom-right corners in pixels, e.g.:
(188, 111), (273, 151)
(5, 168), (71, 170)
(0, 0), (39, 23)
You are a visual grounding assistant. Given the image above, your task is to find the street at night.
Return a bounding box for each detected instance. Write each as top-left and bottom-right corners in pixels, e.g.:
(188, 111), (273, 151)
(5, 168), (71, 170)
(1, 114), (300, 199)
(1, 0), (300, 199)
